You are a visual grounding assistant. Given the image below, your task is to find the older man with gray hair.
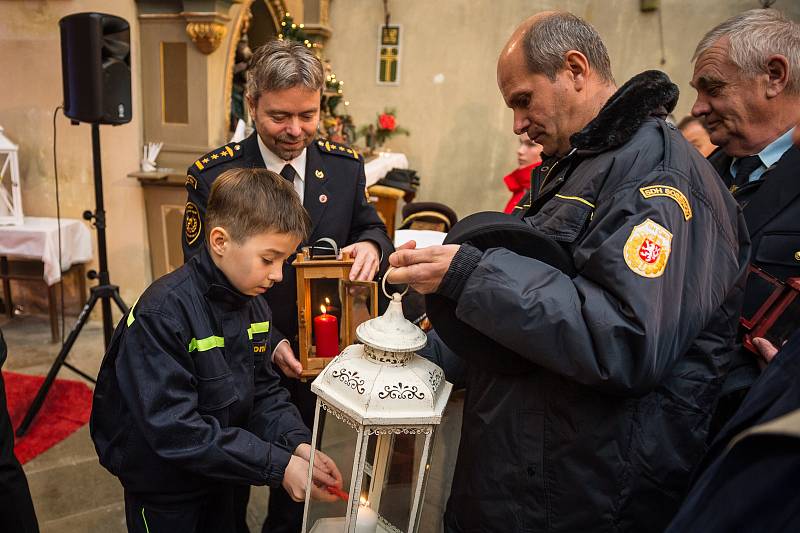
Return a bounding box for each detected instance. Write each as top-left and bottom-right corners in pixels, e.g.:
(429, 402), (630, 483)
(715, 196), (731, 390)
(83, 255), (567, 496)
(389, 11), (750, 532)
(690, 9), (800, 430)
(181, 39), (393, 533)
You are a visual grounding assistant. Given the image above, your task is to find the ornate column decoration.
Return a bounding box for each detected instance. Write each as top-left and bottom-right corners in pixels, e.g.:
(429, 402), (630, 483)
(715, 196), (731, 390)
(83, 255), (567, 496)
(186, 21), (228, 54)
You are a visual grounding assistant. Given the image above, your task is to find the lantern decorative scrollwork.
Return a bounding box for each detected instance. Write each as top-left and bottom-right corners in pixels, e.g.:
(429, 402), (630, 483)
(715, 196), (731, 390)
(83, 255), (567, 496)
(302, 276), (453, 533)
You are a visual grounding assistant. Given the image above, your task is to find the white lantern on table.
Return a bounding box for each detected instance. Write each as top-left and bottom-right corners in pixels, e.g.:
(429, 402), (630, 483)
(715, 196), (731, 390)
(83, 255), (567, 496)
(302, 279), (453, 533)
(0, 126), (23, 226)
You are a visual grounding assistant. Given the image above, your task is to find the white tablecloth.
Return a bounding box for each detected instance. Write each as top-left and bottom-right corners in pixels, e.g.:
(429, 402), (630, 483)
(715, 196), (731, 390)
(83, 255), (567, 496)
(364, 151), (409, 187)
(0, 217), (93, 285)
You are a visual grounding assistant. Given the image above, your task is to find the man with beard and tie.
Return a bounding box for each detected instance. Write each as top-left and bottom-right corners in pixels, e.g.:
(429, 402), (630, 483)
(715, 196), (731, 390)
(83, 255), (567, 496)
(690, 9), (800, 431)
(182, 39), (393, 533)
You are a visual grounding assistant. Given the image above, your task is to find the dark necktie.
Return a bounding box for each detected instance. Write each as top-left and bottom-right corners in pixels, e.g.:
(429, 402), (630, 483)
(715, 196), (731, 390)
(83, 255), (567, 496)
(280, 164), (296, 184)
(732, 155), (762, 189)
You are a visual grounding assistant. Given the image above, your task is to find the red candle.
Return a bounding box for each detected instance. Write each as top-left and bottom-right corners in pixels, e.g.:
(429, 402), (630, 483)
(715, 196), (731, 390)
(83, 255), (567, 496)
(314, 305), (339, 357)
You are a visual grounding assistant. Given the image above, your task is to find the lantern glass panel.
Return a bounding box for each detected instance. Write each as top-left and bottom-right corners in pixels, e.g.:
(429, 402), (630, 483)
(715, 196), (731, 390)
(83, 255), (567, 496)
(306, 406), (359, 531)
(740, 268), (783, 325)
(344, 281), (376, 343)
(0, 152), (16, 218)
(356, 431), (430, 533)
(311, 279), (343, 352)
(763, 296), (800, 347)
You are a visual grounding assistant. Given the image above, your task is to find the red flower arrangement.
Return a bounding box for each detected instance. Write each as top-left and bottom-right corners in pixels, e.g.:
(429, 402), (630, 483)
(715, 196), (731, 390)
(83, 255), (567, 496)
(360, 108), (409, 149)
(378, 113), (396, 131)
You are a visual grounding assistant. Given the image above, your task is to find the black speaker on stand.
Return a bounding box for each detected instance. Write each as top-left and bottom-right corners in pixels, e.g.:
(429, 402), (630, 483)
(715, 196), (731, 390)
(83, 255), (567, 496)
(17, 12), (132, 436)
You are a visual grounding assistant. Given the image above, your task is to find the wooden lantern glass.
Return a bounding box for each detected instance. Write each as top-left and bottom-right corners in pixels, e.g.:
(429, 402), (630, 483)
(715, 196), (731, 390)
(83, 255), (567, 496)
(294, 248), (379, 379)
(741, 266), (800, 353)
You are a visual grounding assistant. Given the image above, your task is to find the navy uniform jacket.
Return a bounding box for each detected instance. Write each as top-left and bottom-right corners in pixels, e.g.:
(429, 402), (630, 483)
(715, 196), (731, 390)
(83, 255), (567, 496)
(666, 329), (800, 533)
(709, 145), (800, 318)
(708, 146), (800, 400)
(90, 246), (311, 495)
(182, 133), (393, 344)
(433, 71), (750, 533)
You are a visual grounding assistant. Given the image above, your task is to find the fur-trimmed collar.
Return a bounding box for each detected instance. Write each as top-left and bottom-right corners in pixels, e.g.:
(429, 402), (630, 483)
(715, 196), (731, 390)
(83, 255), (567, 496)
(570, 70), (678, 154)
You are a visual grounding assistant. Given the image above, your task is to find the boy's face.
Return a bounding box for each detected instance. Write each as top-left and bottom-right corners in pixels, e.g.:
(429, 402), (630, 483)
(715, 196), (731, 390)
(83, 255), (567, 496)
(211, 229), (300, 296)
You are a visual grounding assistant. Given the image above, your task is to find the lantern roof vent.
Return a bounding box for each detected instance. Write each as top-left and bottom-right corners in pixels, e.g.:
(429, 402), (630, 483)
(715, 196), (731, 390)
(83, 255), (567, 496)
(356, 292), (427, 354)
(312, 285), (451, 427)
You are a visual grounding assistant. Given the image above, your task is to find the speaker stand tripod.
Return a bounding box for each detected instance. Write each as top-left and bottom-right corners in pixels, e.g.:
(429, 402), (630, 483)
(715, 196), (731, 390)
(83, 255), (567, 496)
(16, 123), (128, 437)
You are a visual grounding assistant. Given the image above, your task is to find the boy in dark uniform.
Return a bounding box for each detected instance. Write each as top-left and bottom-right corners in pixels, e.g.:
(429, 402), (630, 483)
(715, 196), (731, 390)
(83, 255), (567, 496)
(182, 39), (394, 533)
(91, 168), (342, 533)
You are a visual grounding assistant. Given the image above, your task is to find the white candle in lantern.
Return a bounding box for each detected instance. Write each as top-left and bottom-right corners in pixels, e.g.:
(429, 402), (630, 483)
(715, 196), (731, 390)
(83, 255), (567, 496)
(355, 500), (378, 533)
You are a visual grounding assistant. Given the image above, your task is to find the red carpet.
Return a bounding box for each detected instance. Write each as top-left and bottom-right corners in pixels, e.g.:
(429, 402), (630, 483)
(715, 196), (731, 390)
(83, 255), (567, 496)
(3, 371), (93, 464)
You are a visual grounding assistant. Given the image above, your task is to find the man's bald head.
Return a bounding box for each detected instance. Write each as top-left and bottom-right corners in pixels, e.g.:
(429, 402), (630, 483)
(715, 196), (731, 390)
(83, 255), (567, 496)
(500, 11), (614, 83)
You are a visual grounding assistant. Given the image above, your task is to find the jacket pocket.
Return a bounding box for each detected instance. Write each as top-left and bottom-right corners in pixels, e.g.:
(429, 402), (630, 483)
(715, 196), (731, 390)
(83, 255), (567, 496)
(197, 372), (238, 412)
(533, 197), (593, 244)
(193, 345), (231, 380)
(755, 232), (800, 268)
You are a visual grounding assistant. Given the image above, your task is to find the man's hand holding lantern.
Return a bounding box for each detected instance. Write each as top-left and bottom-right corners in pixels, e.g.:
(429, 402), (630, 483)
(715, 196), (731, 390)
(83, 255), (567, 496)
(386, 241), (461, 294)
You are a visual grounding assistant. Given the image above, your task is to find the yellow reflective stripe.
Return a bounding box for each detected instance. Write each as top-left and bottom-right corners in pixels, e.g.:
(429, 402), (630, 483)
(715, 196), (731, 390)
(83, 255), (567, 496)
(126, 297), (140, 327)
(555, 194), (595, 209)
(141, 507), (150, 533)
(247, 321), (270, 340)
(188, 335), (225, 352)
(194, 159), (204, 170)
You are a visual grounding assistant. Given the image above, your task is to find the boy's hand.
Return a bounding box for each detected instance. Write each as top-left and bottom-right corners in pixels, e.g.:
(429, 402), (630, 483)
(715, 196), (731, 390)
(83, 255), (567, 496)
(273, 341), (303, 378)
(282, 455), (312, 502)
(294, 443), (344, 502)
(343, 241), (380, 281)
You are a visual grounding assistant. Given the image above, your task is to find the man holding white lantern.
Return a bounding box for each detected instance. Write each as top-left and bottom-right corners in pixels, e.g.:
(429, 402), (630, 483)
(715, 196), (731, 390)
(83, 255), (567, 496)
(389, 11), (750, 533)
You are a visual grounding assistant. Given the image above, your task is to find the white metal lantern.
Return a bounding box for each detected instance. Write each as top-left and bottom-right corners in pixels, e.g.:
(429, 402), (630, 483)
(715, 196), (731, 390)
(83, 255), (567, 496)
(302, 281), (453, 533)
(0, 126), (23, 226)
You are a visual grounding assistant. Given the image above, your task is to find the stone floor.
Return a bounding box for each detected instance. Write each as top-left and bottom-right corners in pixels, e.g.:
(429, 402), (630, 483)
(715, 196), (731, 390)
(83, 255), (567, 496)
(3, 313), (462, 532)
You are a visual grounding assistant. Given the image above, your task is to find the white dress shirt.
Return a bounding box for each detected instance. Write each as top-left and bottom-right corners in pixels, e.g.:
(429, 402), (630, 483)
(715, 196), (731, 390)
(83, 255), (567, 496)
(256, 135), (307, 203)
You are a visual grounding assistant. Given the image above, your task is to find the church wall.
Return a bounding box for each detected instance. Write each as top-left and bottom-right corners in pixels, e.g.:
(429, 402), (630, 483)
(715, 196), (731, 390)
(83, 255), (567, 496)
(0, 0), (148, 316)
(325, 0), (800, 218)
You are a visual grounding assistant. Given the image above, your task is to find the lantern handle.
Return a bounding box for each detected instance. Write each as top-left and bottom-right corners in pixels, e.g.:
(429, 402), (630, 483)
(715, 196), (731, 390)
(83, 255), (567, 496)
(309, 237), (339, 259)
(382, 266), (408, 300)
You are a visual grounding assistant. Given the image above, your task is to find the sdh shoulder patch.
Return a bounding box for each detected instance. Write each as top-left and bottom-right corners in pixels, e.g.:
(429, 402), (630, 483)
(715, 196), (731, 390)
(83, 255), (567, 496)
(317, 139), (363, 162)
(623, 218), (672, 278)
(639, 184), (692, 221)
(184, 202), (202, 245)
(192, 143), (243, 172)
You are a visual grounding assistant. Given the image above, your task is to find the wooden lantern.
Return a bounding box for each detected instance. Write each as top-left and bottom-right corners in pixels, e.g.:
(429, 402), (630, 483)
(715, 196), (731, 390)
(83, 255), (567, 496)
(294, 247), (379, 379)
(740, 266), (800, 353)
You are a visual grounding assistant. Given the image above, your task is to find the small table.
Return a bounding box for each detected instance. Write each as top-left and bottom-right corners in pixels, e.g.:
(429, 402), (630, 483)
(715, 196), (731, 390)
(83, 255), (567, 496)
(364, 151), (409, 187)
(0, 217), (93, 342)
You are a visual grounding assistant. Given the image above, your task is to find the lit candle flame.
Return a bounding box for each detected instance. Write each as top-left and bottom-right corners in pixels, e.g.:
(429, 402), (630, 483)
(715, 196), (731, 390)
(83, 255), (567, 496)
(320, 304), (327, 314)
(360, 496), (368, 506)
(325, 297), (331, 305)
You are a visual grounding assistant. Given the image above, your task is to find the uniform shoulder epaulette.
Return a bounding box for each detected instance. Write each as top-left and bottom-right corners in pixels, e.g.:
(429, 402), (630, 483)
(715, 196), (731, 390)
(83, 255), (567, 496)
(192, 142), (243, 172)
(316, 139), (363, 162)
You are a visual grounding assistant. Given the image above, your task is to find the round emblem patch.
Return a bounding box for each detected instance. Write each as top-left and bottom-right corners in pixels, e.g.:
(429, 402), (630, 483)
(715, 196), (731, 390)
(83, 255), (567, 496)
(623, 218), (672, 278)
(184, 202), (202, 245)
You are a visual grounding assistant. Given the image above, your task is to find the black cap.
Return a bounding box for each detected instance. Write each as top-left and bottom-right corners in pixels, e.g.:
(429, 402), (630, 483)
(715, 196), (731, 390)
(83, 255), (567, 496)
(399, 202), (458, 231)
(425, 211), (575, 374)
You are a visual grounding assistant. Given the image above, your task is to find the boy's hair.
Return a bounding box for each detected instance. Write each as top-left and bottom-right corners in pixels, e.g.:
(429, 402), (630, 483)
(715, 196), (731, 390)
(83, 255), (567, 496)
(206, 167), (310, 243)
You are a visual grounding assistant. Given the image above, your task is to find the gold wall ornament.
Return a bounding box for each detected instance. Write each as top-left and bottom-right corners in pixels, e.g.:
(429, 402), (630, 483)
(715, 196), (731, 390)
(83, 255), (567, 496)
(186, 22), (227, 54)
